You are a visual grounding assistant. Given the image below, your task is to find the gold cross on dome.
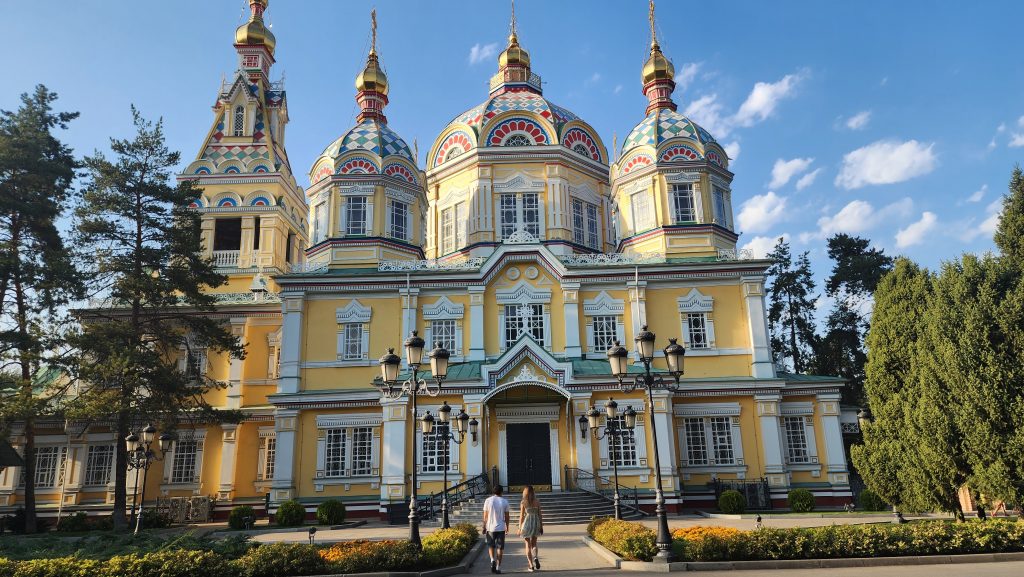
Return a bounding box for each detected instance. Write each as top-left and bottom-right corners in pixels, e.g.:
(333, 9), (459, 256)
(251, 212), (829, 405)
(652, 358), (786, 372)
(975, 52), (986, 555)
(371, 9), (378, 54)
(649, 0), (658, 47)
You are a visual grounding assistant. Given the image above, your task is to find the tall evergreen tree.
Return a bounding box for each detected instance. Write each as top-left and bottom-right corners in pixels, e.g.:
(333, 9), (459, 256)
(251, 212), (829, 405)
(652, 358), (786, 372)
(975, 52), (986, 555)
(766, 237), (818, 373)
(0, 86), (82, 533)
(993, 166), (1024, 262)
(71, 109), (244, 530)
(823, 233), (894, 298)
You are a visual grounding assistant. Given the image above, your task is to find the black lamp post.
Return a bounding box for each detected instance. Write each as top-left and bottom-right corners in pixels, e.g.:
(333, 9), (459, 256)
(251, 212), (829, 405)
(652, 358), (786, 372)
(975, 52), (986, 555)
(125, 424), (172, 535)
(856, 408), (906, 524)
(586, 399), (637, 520)
(377, 333), (449, 549)
(436, 402), (478, 529)
(606, 327), (686, 563)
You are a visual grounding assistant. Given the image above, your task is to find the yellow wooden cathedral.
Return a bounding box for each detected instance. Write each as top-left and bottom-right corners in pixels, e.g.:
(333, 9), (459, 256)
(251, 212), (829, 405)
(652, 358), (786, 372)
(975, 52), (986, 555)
(0, 0), (853, 520)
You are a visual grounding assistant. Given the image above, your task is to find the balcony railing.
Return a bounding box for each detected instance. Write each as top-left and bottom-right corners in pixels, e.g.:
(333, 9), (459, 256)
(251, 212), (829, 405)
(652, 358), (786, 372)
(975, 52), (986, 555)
(212, 250), (240, 268)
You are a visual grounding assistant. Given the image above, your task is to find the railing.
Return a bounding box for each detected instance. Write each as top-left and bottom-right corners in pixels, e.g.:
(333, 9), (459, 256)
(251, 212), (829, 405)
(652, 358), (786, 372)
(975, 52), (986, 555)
(564, 465), (646, 516)
(212, 250), (240, 268)
(712, 477), (772, 510)
(289, 260), (329, 274)
(417, 471), (491, 521)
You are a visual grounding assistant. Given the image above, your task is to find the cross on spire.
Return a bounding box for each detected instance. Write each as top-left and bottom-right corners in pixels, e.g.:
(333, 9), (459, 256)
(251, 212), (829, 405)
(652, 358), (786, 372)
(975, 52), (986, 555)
(510, 0), (517, 38)
(648, 0), (659, 49)
(370, 8), (378, 55)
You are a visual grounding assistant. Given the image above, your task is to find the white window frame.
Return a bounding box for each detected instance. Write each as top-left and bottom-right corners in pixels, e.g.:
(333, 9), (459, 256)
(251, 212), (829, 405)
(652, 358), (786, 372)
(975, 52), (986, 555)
(336, 300), (372, 364)
(499, 192), (542, 241)
(783, 416), (812, 464)
(414, 406), (462, 476)
(598, 412), (647, 471)
(496, 282), (553, 352)
(583, 291), (626, 357)
(711, 181), (733, 230)
(343, 196), (369, 236)
(676, 403), (745, 473)
(84, 444), (115, 487)
(423, 296), (465, 359)
(162, 431), (206, 487)
(28, 446), (65, 488)
(233, 105), (245, 137)
(314, 414), (381, 482)
(388, 199), (410, 241)
(631, 190), (655, 233)
(572, 198), (600, 249)
(257, 429), (276, 483)
(677, 288), (716, 350)
(671, 183), (697, 223)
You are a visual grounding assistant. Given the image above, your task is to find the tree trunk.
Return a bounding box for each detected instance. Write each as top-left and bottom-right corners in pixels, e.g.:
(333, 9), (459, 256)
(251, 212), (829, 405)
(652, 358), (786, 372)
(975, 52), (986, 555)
(787, 293), (801, 373)
(112, 408), (129, 530)
(14, 267), (37, 534)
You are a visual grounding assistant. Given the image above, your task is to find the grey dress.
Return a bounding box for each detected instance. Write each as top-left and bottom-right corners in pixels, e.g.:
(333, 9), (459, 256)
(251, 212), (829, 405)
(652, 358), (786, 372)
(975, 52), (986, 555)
(520, 504), (542, 538)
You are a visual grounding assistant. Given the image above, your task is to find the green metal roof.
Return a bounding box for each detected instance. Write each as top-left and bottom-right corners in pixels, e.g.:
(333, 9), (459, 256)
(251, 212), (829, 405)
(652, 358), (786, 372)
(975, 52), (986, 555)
(778, 372), (846, 383)
(0, 440), (23, 468)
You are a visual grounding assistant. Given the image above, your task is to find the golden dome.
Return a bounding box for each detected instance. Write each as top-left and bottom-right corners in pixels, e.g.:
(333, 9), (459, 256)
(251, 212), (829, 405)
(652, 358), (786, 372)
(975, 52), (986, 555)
(235, 0), (276, 53)
(355, 51), (389, 96)
(498, 32), (531, 68)
(642, 42), (674, 85)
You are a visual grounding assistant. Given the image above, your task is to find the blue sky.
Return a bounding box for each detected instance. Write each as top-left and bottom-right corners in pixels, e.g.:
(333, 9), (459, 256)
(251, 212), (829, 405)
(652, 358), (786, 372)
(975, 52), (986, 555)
(4, 0), (1023, 290)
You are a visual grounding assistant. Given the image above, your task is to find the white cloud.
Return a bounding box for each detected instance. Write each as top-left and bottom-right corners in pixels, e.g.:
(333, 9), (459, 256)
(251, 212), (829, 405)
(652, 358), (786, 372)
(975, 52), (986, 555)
(834, 139), (938, 190)
(723, 141), (741, 162)
(806, 198), (914, 240)
(612, 84), (623, 95)
(795, 168), (822, 191)
(845, 110), (872, 130)
(1010, 133), (1024, 148)
(733, 72), (805, 127)
(1019, 115), (1024, 128)
(684, 93), (731, 138)
(895, 211), (938, 248)
(675, 62), (702, 90)
(738, 192), (788, 233)
(880, 76), (889, 86)
(586, 72), (602, 85)
(967, 184), (987, 203)
(998, 123), (1008, 133)
(468, 42), (498, 65)
(770, 157), (814, 189)
(742, 234), (790, 259)
(960, 199), (1003, 242)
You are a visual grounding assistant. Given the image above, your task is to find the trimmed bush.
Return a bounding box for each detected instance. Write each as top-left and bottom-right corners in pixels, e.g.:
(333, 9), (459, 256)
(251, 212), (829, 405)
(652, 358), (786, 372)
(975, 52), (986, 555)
(422, 527), (474, 568)
(787, 488), (816, 512)
(319, 540), (418, 574)
(718, 490), (747, 514)
(138, 509), (171, 529)
(586, 515), (612, 537)
(4, 557), (102, 577)
(451, 523), (480, 542)
(104, 550), (233, 577)
(315, 499), (345, 526)
(229, 506), (256, 530)
(235, 543), (325, 577)
(857, 489), (887, 512)
(592, 519), (658, 561)
(54, 512), (90, 533)
(274, 500), (306, 527)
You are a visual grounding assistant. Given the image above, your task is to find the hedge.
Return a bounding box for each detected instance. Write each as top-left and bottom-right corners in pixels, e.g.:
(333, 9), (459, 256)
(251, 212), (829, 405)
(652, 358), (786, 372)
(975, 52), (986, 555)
(788, 488), (816, 512)
(274, 500), (306, 527)
(857, 489), (888, 512)
(315, 500), (346, 526)
(718, 490), (747, 514)
(590, 518), (657, 561)
(228, 506), (256, 530)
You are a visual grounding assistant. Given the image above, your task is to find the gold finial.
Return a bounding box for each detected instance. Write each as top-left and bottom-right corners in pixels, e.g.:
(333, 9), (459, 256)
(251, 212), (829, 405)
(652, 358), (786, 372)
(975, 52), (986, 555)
(648, 0), (658, 49)
(370, 8), (378, 55)
(510, 0), (517, 40)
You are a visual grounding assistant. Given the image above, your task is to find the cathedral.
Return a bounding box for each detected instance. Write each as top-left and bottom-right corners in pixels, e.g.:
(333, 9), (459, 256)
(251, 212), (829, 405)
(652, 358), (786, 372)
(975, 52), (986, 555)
(0, 0), (852, 519)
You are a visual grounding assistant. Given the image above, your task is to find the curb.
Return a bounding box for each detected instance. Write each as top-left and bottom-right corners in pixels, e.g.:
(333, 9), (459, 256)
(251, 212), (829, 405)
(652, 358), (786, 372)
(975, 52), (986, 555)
(582, 535), (1024, 572)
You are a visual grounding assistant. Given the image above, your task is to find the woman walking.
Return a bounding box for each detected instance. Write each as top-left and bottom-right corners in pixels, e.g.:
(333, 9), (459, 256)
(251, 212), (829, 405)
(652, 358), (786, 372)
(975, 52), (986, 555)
(517, 485), (544, 572)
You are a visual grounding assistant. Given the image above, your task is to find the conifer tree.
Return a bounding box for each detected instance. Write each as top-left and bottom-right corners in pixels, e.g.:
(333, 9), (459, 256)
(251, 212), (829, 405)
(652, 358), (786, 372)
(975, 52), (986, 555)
(71, 109), (245, 530)
(0, 86), (82, 533)
(766, 237), (818, 373)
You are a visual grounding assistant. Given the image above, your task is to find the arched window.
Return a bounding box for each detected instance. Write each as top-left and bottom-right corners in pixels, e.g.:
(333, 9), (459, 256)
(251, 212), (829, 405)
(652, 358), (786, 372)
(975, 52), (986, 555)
(572, 143), (590, 157)
(503, 134), (532, 147)
(233, 106), (245, 136)
(444, 147), (465, 162)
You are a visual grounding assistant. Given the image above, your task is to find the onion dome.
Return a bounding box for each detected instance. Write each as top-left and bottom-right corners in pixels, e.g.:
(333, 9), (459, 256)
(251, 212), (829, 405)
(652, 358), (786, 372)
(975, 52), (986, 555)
(498, 31), (530, 69)
(642, 40), (674, 85)
(355, 51), (389, 96)
(235, 0), (276, 54)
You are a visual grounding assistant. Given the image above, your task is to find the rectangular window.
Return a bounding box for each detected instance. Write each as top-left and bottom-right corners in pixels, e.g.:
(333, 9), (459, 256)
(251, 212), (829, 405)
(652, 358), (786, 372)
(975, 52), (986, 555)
(712, 185), (729, 228)
(499, 194), (517, 240)
(591, 315), (618, 353)
(341, 323), (363, 361)
(608, 417), (639, 467)
(84, 445), (115, 486)
(187, 348), (208, 378)
(264, 437), (276, 481)
(285, 232), (294, 263)
(784, 417), (810, 463)
(573, 199), (586, 245)
(522, 193), (540, 237)
(671, 184), (696, 223)
(709, 417), (735, 465)
(686, 313), (710, 349)
(572, 199), (601, 249)
(33, 447), (63, 487)
(586, 202), (599, 249)
(631, 191), (654, 232)
(213, 218), (243, 251)
(504, 303), (545, 346)
(233, 106), (245, 136)
(430, 319), (457, 355)
(324, 429), (346, 477)
(684, 418), (708, 466)
(170, 440), (199, 484)
(499, 193), (541, 240)
(441, 206), (455, 254)
(421, 421), (449, 473)
(324, 427), (373, 477)
(312, 203), (324, 243)
(389, 200), (408, 241)
(351, 427), (374, 476)
(346, 197), (367, 235)
(455, 202), (467, 247)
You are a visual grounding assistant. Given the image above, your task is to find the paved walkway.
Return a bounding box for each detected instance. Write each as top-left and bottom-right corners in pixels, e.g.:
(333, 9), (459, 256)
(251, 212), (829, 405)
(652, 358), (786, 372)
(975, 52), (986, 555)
(469, 524), (613, 574)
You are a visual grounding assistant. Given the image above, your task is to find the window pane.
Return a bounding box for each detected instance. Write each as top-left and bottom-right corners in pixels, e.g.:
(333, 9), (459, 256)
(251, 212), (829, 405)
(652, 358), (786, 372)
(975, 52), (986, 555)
(234, 106), (244, 136)
(85, 445), (114, 486)
(709, 417), (735, 464)
(343, 323), (363, 360)
(455, 203), (467, 247)
(608, 417), (638, 467)
(713, 186), (729, 228)
(586, 203), (600, 249)
(632, 192), (654, 232)
(431, 320), (457, 354)
(171, 440), (199, 484)
(784, 417), (809, 463)
(504, 304), (545, 347)
(389, 200), (408, 240)
(522, 193), (540, 237)
(684, 419), (708, 465)
(352, 427), (374, 476)
(325, 429), (345, 477)
(441, 207), (454, 254)
(572, 199), (585, 245)
(264, 437), (276, 480)
(421, 421), (449, 473)
(592, 315), (618, 353)
(499, 195), (517, 240)
(687, 313), (709, 349)
(346, 197), (367, 235)
(672, 184), (696, 223)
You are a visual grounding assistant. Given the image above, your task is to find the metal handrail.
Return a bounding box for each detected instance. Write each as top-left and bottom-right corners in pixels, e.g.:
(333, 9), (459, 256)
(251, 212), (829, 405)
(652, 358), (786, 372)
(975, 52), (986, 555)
(564, 466), (646, 516)
(418, 471), (491, 520)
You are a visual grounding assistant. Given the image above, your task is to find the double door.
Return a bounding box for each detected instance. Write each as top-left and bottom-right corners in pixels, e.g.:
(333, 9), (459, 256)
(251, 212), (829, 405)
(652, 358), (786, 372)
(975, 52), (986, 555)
(505, 422), (552, 489)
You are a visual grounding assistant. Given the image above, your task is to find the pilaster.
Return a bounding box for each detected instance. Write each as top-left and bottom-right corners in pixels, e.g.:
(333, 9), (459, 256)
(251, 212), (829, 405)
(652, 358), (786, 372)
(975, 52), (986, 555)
(570, 393), (594, 473)
(380, 398), (409, 503)
(463, 394), (485, 475)
(627, 280), (647, 359)
(562, 282), (582, 358)
(467, 285), (486, 361)
(742, 276), (775, 378)
(650, 390), (679, 493)
(218, 425), (239, 499)
(278, 295), (304, 394)
(755, 393), (787, 488)
(226, 318), (246, 409)
(270, 409), (299, 501)
(817, 393), (850, 487)
(400, 287), (420, 342)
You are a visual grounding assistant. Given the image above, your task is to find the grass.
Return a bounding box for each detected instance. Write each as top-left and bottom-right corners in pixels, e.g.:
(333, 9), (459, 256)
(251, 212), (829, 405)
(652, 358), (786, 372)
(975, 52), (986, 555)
(0, 531), (253, 561)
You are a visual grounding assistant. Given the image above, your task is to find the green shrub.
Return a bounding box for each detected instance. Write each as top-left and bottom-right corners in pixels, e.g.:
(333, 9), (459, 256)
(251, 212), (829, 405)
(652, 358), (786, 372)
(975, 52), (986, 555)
(228, 506), (256, 530)
(54, 513), (90, 533)
(274, 500), (306, 527)
(5, 558), (102, 577)
(422, 527), (474, 568)
(104, 550), (234, 577)
(451, 522), (479, 542)
(787, 489), (816, 512)
(586, 515), (612, 538)
(857, 490), (887, 511)
(718, 490), (747, 514)
(315, 499), (345, 526)
(0, 558), (15, 577)
(319, 541), (419, 574)
(592, 519), (658, 561)
(138, 509), (171, 529)
(234, 543), (325, 577)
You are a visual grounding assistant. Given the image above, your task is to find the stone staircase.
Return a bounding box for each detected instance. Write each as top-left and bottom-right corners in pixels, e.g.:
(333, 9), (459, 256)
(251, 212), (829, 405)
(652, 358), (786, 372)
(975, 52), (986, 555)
(425, 491), (643, 526)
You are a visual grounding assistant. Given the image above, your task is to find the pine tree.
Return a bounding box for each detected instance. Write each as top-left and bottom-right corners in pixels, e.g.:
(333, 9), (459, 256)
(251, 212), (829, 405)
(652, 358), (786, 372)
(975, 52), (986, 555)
(71, 109), (245, 530)
(0, 86), (82, 533)
(766, 238), (818, 373)
(993, 166), (1024, 262)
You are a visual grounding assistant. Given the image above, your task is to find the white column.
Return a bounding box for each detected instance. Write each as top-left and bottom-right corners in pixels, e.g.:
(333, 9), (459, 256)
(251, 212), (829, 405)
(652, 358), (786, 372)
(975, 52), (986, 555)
(756, 394), (787, 488)
(562, 282), (582, 358)
(400, 287), (420, 340)
(650, 390), (679, 493)
(270, 409), (299, 501)
(742, 276), (775, 378)
(278, 295), (305, 394)
(464, 394), (485, 476)
(817, 393), (850, 486)
(380, 397), (409, 504)
(226, 318), (246, 409)
(218, 425), (238, 499)
(467, 286), (486, 361)
(571, 393), (594, 473)
(627, 280), (647, 359)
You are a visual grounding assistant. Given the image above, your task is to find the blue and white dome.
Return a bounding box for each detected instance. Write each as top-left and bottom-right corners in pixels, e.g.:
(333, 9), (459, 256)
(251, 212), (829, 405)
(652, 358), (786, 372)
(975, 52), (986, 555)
(309, 119), (419, 186)
(620, 108), (727, 169)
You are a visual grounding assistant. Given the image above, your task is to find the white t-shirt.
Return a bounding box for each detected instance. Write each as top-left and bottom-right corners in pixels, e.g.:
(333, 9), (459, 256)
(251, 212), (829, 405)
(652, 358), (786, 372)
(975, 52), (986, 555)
(483, 495), (509, 532)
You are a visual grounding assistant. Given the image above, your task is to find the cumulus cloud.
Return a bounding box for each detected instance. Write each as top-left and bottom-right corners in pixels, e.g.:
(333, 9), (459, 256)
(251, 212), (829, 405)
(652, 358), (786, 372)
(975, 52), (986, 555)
(675, 62), (702, 90)
(684, 94), (731, 138)
(1010, 134), (1024, 148)
(742, 234), (790, 259)
(960, 199), (1003, 242)
(967, 184), (987, 203)
(834, 139), (938, 190)
(802, 198), (914, 242)
(468, 42), (498, 64)
(895, 212), (938, 248)
(733, 72), (806, 127)
(738, 192), (788, 233)
(770, 157), (814, 189)
(845, 111), (872, 130)
(795, 168), (822, 191)
(723, 141), (741, 162)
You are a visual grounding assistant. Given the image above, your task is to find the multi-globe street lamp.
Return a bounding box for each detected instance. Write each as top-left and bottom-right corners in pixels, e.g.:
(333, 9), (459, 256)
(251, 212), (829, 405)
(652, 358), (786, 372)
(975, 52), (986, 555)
(435, 401), (478, 528)
(125, 424), (172, 534)
(581, 398), (637, 520)
(606, 326), (686, 563)
(377, 332), (449, 549)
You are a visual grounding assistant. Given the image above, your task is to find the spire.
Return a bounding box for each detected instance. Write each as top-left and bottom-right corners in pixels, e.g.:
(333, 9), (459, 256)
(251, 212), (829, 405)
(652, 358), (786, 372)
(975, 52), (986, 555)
(235, 0), (276, 55)
(641, 0), (677, 114)
(493, 0), (539, 95)
(355, 9), (389, 123)
(510, 0), (518, 42)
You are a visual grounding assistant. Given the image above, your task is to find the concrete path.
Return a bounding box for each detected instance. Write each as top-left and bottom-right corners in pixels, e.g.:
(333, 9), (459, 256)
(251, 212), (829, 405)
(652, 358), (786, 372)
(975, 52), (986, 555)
(535, 561), (1024, 577)
(469, 524), (613, 574)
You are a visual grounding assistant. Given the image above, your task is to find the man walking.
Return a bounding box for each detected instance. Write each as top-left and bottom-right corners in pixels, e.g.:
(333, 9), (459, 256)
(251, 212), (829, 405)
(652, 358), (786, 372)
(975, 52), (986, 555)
(482, 484), (510, 574)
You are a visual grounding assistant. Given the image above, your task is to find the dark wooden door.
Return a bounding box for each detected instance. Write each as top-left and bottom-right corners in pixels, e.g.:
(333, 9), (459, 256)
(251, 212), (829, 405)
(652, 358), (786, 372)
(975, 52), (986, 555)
(506, 423), (552, 487)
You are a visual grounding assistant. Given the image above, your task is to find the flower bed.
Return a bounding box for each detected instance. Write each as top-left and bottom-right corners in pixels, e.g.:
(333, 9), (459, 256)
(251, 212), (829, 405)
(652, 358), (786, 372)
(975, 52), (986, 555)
(0, 523), (479, 577)
(590, 520), (1024, 563)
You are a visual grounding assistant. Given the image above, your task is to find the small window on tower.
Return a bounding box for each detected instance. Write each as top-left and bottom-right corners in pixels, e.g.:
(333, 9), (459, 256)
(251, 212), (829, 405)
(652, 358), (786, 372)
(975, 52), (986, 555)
(233, 106), (245, 137)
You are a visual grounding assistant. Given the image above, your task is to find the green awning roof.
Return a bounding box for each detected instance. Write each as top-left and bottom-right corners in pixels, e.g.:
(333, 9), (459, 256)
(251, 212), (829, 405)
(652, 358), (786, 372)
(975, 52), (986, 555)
(0, 440), (23, 468)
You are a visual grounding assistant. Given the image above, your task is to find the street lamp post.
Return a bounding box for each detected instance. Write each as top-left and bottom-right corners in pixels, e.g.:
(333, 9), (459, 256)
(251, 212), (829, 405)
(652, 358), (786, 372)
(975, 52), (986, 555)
(857, 409), (906, 524)
(436, 402), (478, 529)
(585, 399), (638, 520)
(606, 327), (686, 563)
(377, 332), (449, 549)
(125, 425), (172, 535)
